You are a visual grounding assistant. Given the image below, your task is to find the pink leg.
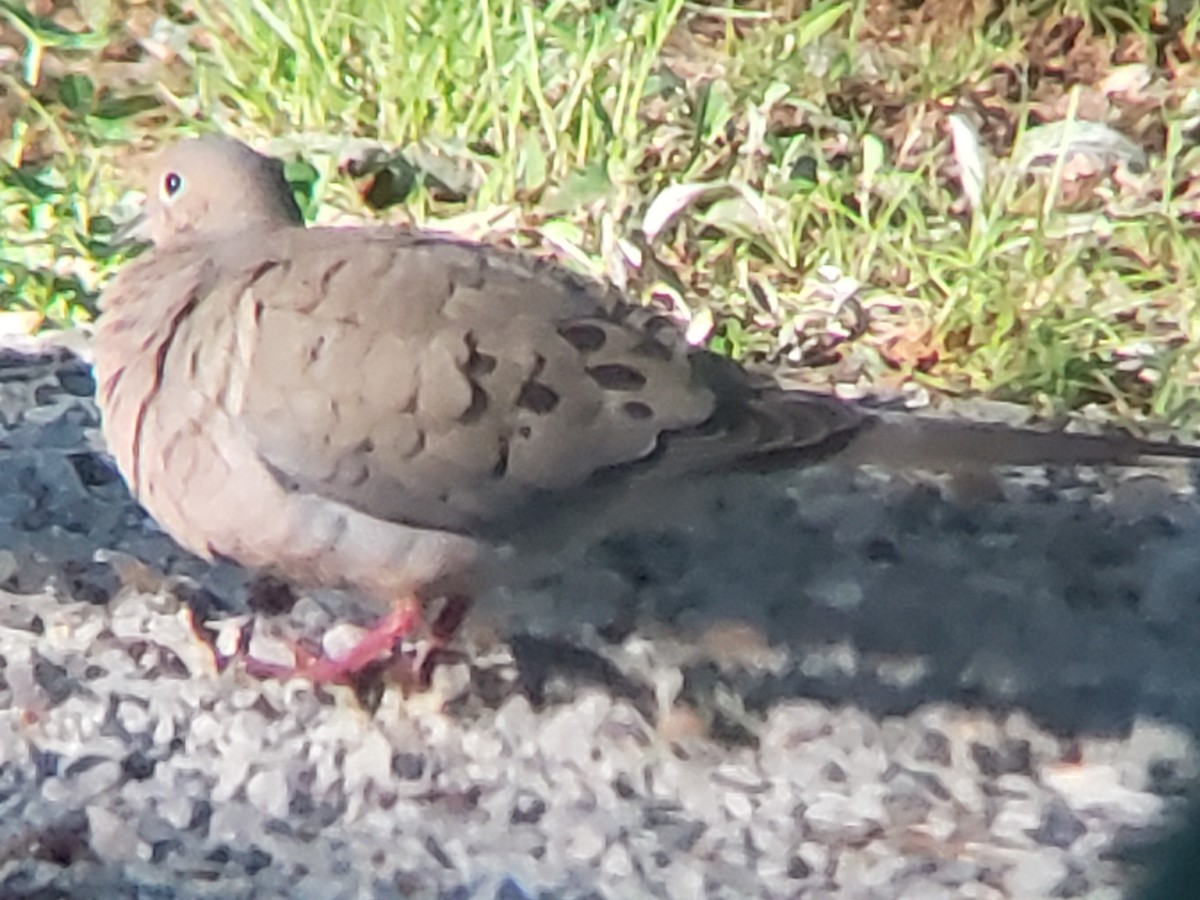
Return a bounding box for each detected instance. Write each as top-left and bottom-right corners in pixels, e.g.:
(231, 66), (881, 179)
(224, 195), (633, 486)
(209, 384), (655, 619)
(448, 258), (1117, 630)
(245, 599), (424, 684)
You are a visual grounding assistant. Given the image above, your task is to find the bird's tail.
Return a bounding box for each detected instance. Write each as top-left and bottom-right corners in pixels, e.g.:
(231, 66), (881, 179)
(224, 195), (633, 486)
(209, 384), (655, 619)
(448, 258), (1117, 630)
(835, 411), (1200, 471)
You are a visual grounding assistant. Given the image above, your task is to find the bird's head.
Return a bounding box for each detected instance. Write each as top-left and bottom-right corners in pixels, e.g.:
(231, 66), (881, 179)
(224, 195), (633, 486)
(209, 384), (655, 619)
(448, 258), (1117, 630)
(122, 136), (305, 247)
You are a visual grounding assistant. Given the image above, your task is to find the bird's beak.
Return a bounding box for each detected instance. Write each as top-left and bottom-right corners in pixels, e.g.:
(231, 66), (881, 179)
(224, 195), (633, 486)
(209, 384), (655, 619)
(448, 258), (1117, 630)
(111, 210), (151, 247)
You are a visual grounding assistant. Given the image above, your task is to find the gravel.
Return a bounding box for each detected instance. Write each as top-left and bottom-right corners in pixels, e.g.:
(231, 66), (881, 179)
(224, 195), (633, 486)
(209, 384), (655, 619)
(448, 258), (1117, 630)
(0, 334), (1198, 898)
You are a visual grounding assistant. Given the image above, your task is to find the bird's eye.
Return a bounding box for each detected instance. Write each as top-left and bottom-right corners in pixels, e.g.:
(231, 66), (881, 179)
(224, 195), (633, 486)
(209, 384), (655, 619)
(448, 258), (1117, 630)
(162, 172), (184, 200)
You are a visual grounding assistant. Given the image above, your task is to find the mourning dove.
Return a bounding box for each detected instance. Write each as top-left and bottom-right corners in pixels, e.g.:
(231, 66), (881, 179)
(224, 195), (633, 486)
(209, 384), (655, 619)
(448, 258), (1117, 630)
(93, 136), (1200, 682)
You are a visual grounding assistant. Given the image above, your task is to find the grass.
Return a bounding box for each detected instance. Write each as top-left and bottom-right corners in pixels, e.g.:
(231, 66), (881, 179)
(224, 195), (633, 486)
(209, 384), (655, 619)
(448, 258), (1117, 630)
(4, 0), (1200, 433)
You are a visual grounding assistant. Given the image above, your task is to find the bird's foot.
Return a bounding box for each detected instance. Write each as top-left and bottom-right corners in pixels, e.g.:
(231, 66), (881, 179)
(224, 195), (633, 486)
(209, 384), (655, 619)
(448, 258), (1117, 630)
(244, 601), (424, 685)
(385, 594), (473, 690)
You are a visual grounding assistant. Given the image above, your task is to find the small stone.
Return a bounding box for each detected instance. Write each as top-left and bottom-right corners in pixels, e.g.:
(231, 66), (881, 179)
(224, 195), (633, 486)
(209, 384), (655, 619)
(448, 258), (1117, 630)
(345, 730), (393, 789)
(884, 783), (932, 827)
(914, 729), (952, 766)
(510, 792), (546, 825)
(799, 641), (858, 679)
(32, 655), (74, 705)
(246, 629), (297, 669)
(1043, 764), (1162, 821)
(991, 796), (1041, 843)
(86, 806), (142, 862)
(822, 761), (847, 783)
(603, 842), (634, 879)
(321, 622), (369, 660)
(246, 767), (290, 819)
(787, 855), (812, 879)
(120, 751), (156, 781)
(566, 825), (606, 863)
(116, 699), (151, 735)
(67, 760), (122, 801)
(390, 751), (426, 781)
(1032, 797), (1087, 849)
(804, 791), (884, 842)
(1005, 851), (1068, 898)
(56, 364), (96, 397)
(971, 739), (1032, 777)
(725, 791), (754, 821)
(159, 793), (194, 830)
(495, 878), (534, 900)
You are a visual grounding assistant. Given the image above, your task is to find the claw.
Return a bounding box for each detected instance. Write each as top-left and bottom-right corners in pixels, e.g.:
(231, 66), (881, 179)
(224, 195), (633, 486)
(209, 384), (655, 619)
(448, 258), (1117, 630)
(297, 601), (424, 683)
(236, 599), (423, 684)
(189, 593), (472, 687)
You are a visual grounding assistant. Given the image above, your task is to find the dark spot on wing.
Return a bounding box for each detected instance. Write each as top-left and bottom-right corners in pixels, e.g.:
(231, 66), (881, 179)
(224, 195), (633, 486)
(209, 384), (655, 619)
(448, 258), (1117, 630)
(517, 381), (560, 414)
(623, 401), (653, 420)
(587, 364), (646, 391)
(557, 323), (607, 353)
